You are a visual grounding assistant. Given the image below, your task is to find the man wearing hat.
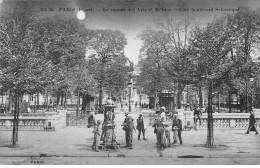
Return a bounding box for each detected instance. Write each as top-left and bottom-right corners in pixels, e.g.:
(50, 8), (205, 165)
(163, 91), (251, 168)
(246, 109), (259, 135)
(137, 114), (147, 140)
(122, 112), (134, 149)
(172, 113), (183, 145)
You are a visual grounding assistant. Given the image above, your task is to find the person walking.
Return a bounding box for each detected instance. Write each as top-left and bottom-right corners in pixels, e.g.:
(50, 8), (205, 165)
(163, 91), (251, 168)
(172, 113), (183, 145)
(137, 114), (146, 140)
(92, 120), (101, 152)
(122, 112), (134, 149)
(246, 109), (258, 135)
(193, 104), (202, 130)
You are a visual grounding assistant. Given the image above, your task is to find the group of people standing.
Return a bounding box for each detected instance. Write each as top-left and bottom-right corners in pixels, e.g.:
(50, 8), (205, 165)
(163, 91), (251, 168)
(121, 112), (146, 149)
(90, 103), (258, 152)
(153, 107), (183, 147)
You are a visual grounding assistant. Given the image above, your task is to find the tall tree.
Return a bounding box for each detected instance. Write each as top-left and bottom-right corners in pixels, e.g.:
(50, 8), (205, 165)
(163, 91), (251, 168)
(0, 7), (48, 147)
(189, 17), (232, 147)
(160, 17), (195, 109)
(36, 15), (93, 109)
(224, 8), (260, 112)
(137, 28), (173, 109)
(66, 61), (97, 114)
(104, 56), (130, 99)
(87, 29), (127, 107)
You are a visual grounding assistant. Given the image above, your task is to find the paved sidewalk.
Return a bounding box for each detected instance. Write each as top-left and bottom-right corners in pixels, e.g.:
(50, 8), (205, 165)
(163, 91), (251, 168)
(0, 109), (259, 165)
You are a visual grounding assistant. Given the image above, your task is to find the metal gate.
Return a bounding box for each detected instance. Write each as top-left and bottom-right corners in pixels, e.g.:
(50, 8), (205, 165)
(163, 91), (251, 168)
(66, 114), (88, 126)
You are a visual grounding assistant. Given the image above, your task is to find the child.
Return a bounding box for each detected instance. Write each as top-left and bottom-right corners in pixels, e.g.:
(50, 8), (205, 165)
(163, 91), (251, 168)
(92, 120), (101, 152)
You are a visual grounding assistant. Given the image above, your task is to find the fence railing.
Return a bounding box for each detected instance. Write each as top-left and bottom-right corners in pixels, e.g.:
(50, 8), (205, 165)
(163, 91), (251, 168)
(145, 110), (260, 129)
(0, 117), (46, 130)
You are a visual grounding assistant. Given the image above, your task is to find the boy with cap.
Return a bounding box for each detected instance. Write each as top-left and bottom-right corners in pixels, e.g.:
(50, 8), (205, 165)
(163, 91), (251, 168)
(92, 119), (101, 152)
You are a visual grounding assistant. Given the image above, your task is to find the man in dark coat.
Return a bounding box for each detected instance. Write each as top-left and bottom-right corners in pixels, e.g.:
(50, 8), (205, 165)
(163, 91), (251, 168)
(156, 117), (165, 147)
(193, 105), (202, 130)
(246, 109), (258, 135)
(172, 113), (183, 145)
(137, 114), (146, 140)
(122, 112), (134, 149)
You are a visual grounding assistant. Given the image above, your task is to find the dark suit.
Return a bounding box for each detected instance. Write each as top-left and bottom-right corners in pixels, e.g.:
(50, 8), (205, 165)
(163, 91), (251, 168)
(172, 118), (183, 144)
(123, 116), (133, 147)
(137, 117), (145, 140)
(247, 113), (258, 134)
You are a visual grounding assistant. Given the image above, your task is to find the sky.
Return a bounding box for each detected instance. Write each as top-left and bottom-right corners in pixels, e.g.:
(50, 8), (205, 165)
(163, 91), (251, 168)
(1, 0), (260, 64)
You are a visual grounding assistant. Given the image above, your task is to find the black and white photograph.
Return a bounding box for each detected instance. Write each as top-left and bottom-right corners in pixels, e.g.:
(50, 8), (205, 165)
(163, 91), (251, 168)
(0, 0), (260, 165)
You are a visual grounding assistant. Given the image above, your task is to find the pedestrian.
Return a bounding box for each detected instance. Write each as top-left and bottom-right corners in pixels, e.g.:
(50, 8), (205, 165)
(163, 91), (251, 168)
(92, 119), (101, 152)
(137, 114), (147, 140)
(152, 118), (158, 143)
(160, 106), (166, 122)
(121, 112), (134, 149)
(193, 104), (202, 130)
(172, 113), (183, 145)
(156, 117), (165, 147)
(246, 109), (258, 135)
(87, 107), (96, 128)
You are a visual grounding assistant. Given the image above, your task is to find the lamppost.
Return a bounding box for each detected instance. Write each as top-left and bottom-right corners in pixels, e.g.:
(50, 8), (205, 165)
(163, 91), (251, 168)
(128, 80), (132, 112)
(126, 58), (134, 113)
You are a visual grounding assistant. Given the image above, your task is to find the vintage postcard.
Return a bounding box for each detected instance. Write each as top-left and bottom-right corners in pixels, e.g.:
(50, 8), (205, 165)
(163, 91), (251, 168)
(0, 0), (260, 165)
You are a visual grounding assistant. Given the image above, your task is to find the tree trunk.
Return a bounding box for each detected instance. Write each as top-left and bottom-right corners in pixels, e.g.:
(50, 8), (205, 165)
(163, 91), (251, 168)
(239, 95), (245, 113)
(63, 92), (67, 109)
(82, 94), (91, 114)
(36, 92), (39, 110)
(61, 92), (64, 107)
(177, 83), (182, 109)
(34, 93), (36, 113)
(237, 94), (239, 112)
(46, 92), (49, 112)
(82, 94), (87, 113)
(99, 81), (102, 108)
(11, 91), (19, 148)
(154, 92), (157, 110)
(76, 89), (80, 115)
(8, 91), (12, 112)
(198, 86), (203, 108)
(205, 80), (215, 147)
(217, 92), (220, 113)
(56, 91), (60, 110)
(228, 91), (232, 113)
(1, 90), (3, 104)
